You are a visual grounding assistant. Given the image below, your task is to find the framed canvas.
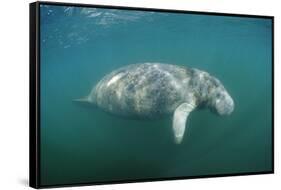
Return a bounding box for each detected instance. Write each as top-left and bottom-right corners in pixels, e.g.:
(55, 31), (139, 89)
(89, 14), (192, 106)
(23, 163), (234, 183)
(29, 1), (274, 188)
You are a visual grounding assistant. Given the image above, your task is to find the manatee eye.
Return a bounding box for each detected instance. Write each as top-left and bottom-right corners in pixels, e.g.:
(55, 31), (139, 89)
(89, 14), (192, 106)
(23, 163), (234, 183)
(216, 93), (222, 99)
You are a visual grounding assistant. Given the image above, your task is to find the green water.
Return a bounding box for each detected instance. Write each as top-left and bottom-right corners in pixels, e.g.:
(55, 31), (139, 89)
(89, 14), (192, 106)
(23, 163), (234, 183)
(39, 4), (273, 186)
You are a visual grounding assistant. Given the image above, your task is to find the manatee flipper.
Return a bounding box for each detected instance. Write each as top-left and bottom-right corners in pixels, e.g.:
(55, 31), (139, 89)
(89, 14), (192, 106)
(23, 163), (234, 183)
(173, 103), (195, 144)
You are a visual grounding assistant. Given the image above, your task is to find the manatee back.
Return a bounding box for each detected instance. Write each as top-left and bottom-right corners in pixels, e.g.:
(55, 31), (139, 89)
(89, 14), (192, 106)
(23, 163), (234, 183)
(91, 63), (193, 118)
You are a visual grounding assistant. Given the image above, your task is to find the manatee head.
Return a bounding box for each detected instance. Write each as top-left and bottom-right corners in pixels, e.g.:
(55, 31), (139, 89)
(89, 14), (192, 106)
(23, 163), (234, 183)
(190, 69), (234, 116)
(212, 89), (234, 115)
(208, 78), (234, 115)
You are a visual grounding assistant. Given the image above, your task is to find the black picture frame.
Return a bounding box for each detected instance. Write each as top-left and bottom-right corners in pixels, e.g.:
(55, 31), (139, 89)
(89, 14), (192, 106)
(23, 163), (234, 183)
(30, 1), (274, 189)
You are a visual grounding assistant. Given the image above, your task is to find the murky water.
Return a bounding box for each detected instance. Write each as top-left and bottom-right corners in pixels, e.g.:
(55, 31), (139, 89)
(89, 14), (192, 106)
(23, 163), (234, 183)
(39, 4), (272, 186)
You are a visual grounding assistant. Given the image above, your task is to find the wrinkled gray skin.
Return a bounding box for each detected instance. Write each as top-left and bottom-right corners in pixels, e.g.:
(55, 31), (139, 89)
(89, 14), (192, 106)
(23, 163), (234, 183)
(76, 63), (234, 143)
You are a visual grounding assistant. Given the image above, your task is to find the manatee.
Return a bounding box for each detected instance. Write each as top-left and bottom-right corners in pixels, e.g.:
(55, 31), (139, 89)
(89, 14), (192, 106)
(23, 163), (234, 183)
(75, 63), (234, 144)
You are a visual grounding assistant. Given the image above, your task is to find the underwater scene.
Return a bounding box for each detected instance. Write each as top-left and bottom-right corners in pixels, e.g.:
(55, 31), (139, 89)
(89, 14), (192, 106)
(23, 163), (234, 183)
(40, 4), (273, 186)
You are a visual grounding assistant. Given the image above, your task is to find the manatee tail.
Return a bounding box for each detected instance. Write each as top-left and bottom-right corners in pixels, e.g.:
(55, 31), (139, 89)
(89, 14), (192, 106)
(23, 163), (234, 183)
(73, 96), (90, 102)
(172, 102), (195, 144)
(72, 96), (93, 106)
